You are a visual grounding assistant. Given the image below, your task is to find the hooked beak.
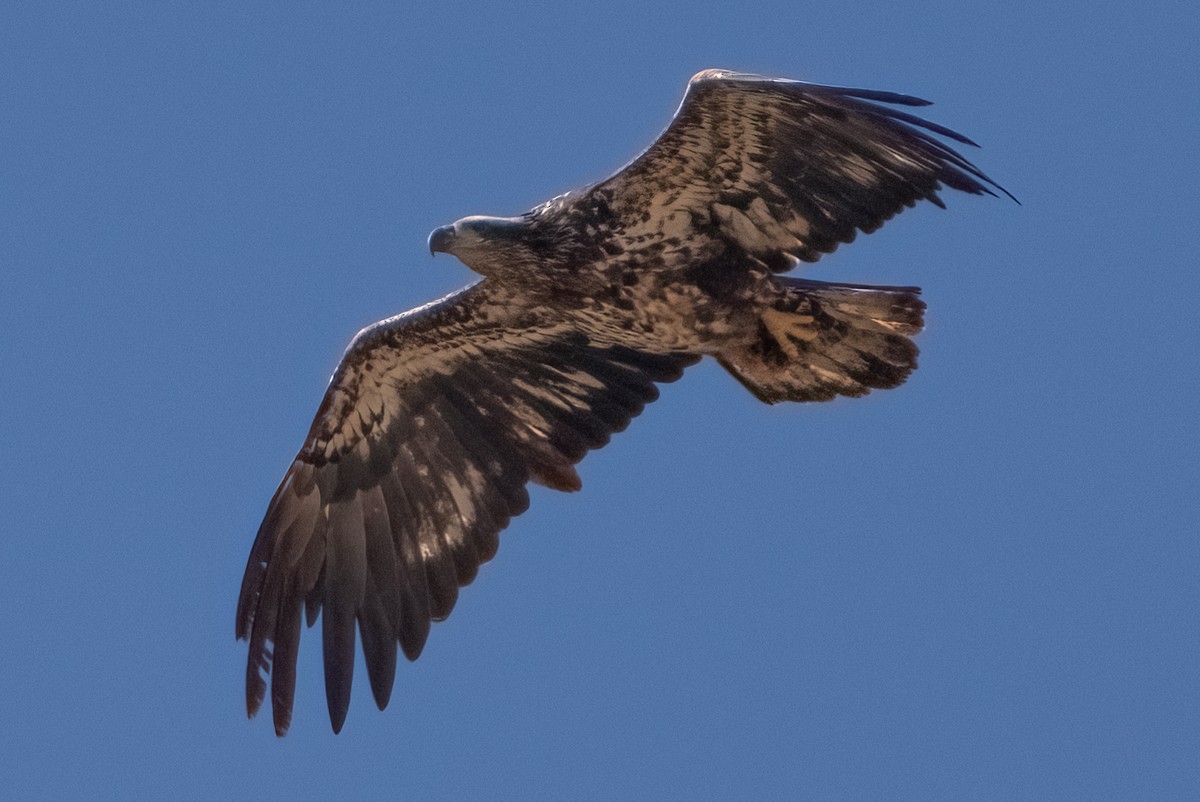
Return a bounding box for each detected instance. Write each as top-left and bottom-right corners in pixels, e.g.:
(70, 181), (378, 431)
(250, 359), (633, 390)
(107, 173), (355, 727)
(428, 225), (455, 256)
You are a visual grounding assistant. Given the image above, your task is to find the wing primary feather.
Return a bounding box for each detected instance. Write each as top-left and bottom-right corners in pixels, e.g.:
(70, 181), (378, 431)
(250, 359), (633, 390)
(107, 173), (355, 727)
(849, 112), (1015, 201)
(269, 585), (303, 736)
(237, 465), (310, 639)
(847, 99), (982, 147)
(243, 474), (325, 721)
(305, 585), (322, 629)
(322, 494), (367, 733)
(269, 509), (328, 734)
(358, 484), (400, 710)
(807, 84), (934, 107)
(243, 569), (281, 719)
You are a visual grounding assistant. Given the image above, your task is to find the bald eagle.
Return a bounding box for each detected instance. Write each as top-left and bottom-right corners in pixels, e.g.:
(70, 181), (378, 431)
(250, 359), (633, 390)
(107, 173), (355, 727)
(236, 69), (1008, 735)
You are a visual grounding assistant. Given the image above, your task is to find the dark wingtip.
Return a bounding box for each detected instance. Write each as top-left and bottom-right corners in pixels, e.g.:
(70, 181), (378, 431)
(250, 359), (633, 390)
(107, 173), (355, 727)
(329, 705), (348, 734)
(976, 177), (1020, 205)
(789, 78), (935, 108)
(706, 70), (1017, 205)
(245, 646), (268, 721)
(324, 670), (353, 735)
(400, 628), (429, 662)
(372, 684), (394, 712)
(831, 86), (935, 108)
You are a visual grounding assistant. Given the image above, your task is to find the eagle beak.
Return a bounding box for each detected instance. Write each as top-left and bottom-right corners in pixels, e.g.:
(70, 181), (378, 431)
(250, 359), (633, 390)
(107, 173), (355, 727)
(428, 225), (455, 256)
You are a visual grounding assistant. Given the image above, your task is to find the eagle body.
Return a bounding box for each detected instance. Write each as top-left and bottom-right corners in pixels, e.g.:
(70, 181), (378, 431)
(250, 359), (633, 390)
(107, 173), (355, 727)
(237, 70), (1007, 735)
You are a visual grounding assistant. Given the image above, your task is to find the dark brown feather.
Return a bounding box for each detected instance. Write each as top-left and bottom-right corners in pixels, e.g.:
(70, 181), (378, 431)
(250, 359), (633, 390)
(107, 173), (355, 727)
(238, 70), (1004, 736)
(237, 283), (696, 733)
(547, 70), (1010, 273)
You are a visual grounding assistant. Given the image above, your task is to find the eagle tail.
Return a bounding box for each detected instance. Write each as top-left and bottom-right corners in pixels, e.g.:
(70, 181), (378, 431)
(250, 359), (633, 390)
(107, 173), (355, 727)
(717, 277), (925, 404)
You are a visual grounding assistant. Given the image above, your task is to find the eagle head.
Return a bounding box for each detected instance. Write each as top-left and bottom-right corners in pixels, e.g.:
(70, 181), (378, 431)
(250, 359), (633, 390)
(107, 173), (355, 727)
(428, 215), (537, 278)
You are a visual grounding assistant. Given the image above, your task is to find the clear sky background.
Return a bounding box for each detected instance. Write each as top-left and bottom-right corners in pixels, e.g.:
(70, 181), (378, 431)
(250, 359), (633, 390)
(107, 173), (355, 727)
(3, 2), (1197, 799)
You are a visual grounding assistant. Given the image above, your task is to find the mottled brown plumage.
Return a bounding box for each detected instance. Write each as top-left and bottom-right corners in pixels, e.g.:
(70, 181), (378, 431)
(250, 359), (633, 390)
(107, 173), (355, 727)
(237, 70), (1007, 735)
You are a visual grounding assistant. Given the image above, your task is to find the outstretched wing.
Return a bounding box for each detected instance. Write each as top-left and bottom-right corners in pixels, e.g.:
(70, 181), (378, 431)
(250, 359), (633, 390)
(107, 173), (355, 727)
(236, 281), (697, 735)
(565, 69), (1010, 271)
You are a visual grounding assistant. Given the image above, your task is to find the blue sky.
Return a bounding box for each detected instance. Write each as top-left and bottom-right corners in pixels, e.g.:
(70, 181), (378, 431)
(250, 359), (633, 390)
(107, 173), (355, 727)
(3, 2), (1198, 799)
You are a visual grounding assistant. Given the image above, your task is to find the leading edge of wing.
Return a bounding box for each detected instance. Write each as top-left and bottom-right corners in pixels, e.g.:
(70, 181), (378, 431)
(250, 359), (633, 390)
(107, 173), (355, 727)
(612, 68), (1017, 204)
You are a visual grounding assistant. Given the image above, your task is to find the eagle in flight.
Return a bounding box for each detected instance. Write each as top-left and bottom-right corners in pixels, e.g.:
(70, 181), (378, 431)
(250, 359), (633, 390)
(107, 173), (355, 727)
(237, 70), (1008, 735)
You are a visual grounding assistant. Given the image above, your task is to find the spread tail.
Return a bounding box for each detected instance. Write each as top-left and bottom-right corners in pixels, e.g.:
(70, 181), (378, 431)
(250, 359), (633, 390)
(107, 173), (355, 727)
(718, 277), (925, 404)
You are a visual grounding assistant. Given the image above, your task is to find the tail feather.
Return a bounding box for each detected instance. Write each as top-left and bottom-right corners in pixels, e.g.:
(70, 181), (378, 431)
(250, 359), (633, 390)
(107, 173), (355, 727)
(718, 277), (925, 404)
